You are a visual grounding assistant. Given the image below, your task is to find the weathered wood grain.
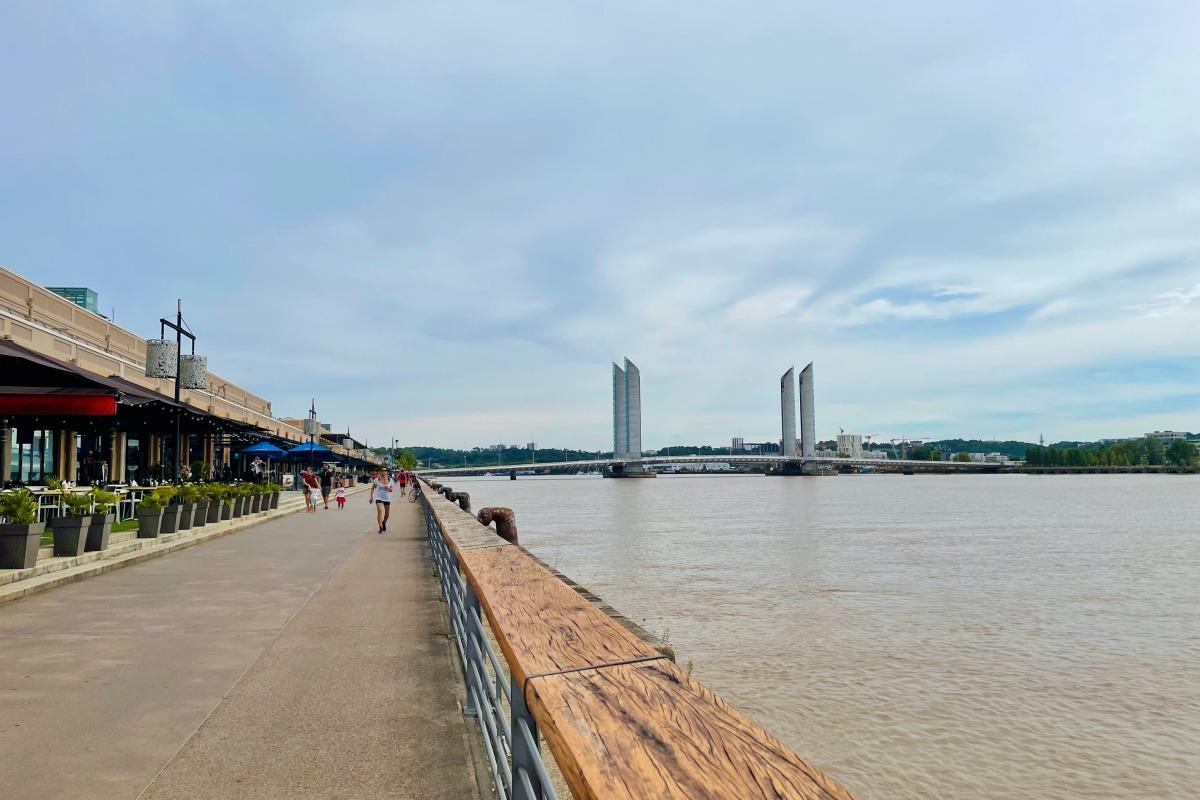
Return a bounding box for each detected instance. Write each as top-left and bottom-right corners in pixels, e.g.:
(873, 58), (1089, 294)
(529, 660), (858, 800)
(458, 545), (665, 686)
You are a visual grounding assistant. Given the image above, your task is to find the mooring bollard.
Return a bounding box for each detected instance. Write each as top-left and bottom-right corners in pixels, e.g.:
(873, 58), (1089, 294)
(452, 491), (471, 513)
(477, 507), (517, 544)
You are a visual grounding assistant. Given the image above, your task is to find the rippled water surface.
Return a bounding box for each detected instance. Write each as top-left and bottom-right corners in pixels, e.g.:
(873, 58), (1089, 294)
(452, 473), (1200, 799)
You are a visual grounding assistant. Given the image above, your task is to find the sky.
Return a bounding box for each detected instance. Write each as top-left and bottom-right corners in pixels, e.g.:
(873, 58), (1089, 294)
(2, 1), (1198, 450)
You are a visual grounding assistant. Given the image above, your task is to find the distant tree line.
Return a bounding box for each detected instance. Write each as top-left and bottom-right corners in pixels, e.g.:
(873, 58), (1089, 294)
(1025, 438), (1197, 467)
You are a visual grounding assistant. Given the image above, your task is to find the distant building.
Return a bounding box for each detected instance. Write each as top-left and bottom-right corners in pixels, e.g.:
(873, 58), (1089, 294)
(744, 441), (781, 454)
(731, 437), (745, 451)
(46, 286), (99, 313)
(526, 442), (537, 450)
(1146, 431), (1187, 442)
(815, 448), (837, 458)
(836, 433), (864, 459)
(862, 450), (888, 460)
(489, 443), (505, 451)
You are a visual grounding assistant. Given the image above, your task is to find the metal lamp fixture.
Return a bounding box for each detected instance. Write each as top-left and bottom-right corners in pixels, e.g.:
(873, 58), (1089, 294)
(145, 300), (203, 483)
(179, 354), (208, 390)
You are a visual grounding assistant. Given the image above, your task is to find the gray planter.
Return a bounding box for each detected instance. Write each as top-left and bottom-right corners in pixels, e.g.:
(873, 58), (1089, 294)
(252, 495), (263, 513)
(206, 500), (221, 524)
(193, 501), (210, 528)
(0, 522), (44, 569)
(220, 500), (233, 521)
(178, 503), (196, 531)
(160, 504), (183, 534)
(86, 513), (115, 552)
(50, 515), (89, 557)
(137, 508), (164, 538)
(270, 491), (280, 510)
(231, 498), (244, 518)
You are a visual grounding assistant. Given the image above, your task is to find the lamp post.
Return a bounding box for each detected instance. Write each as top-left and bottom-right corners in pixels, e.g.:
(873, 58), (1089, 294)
(303, 399), (320, 476)
(145, 300), (206, 484)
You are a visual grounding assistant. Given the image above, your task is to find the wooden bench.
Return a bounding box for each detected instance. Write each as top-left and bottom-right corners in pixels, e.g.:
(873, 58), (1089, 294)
(423, 483), (859, 800)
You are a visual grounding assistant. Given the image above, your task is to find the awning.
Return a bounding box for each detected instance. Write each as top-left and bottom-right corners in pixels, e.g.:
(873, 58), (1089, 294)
(0, 393), (117, 415)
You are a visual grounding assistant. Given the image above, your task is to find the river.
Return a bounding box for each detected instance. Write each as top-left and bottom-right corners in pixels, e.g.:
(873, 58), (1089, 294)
(448, 472), (1199, 799)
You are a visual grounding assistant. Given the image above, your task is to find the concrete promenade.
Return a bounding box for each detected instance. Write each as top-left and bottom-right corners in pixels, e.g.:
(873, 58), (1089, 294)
(0, 492), (480, 800)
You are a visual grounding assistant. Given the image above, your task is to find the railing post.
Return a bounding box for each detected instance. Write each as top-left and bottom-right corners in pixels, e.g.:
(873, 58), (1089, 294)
(510, 675), (543, 800)
(462, 583), (481, 718)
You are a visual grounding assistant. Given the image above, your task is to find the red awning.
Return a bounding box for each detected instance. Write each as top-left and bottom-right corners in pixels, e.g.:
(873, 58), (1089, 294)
(0, 393), (118, 416)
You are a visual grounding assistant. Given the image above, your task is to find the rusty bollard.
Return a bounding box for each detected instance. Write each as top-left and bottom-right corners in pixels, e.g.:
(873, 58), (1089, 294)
(478, 507), (518, 544)
(438, 486), (454, 500)
(452, 491), (471, 513)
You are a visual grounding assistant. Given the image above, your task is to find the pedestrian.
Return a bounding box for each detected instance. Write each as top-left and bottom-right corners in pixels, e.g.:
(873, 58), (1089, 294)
(319, 465), (333, 510)
(397, 470), (409, 497)
(335, 483), (346, 509)
(301, 467), (320, 513)
(368, 470), (395, 534)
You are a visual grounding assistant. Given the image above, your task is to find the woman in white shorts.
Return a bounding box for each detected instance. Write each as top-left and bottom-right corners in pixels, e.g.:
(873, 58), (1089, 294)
(368, 470), (395, 534)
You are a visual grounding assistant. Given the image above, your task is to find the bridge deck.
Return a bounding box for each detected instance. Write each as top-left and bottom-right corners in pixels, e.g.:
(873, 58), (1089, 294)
(0, 493), (480, 800)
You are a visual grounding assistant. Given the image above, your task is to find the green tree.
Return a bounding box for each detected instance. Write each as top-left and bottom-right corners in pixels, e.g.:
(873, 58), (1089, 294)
(396, 450), (418, 471)
(954, 451), (972, 462)
(1145, 436), (1166, 465)
(1166, 439), (1198, 467)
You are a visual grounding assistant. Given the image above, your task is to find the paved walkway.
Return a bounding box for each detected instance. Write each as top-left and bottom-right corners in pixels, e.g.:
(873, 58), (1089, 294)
(0, 492), (480, 800)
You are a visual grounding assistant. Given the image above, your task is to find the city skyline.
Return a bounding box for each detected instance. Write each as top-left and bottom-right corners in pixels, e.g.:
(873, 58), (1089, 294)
(2, 2), (1198, 448)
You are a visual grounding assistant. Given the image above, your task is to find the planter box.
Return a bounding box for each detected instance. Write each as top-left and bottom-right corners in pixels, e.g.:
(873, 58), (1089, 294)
(50, 515), (89, 557)
(220, 501), (233, 521)
(231, 498), (244, 518)
(252, 495), (263, 513)
(137, 508), (164, 538)
(178, 503), (196, 531)
(86, 513), (115, 552)
(0, 522), (44, 569)
(270, 491), (280, 510)
(206, 501), (221, 524)
(194, 501), (210, 528)
(160, 504), (183, 534)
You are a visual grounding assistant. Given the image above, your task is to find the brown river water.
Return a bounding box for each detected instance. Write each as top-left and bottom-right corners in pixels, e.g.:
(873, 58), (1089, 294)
(450, 473), (1200, 799)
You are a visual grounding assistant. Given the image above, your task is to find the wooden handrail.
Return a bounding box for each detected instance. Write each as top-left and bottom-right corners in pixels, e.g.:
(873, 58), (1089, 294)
(421, 481), (859, 800)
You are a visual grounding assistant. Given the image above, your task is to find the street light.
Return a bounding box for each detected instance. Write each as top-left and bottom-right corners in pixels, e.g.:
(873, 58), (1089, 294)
(145, 299), (206, 484)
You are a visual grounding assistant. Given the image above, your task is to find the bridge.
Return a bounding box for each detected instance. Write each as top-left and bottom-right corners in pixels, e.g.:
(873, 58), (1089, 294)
(420, 453), (1000, 477)
(422, 357), (998, 477)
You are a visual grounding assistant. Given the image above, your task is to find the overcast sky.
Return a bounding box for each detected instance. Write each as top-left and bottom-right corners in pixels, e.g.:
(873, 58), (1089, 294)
(3, 2), (1198, 449)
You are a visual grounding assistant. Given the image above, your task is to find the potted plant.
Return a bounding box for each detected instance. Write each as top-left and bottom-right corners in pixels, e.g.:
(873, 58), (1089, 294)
(268, 483), (282, 510)
(193, 485), (211, 528)
(230, 485), (245, 518)
(218, 486), (234, 521)
(203, 484), (225, 523)
(137, 488), (171, 538)
(0, 489), (44, 569)
(252, 485), (266, 513)
(176, 484), (200, 531)
(158, 487), (183, 534)
(87, 489), (119, 551)
(49, 488), (92, 557)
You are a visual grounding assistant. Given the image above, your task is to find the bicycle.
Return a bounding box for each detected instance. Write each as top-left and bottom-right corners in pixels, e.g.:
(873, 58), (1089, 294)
(408, 480), (422, 503)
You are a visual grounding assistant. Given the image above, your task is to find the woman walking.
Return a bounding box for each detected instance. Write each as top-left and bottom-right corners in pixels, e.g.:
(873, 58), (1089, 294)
(369, 470), (395, 533)
(301, 467), (320, 513)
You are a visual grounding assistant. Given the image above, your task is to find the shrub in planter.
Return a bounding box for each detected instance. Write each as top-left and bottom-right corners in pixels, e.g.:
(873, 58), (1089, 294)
(49, 488), (93, 557)
(87, 490), (119, 552)
(0, 489), (44, 569)
(230, 486), (246, 518)
(203, 484), (226, 523)
(267, 483), (283, 510)
(137, 488), (172, 538)
(158, 484), (183, 534)
(176, 485), (200, 531)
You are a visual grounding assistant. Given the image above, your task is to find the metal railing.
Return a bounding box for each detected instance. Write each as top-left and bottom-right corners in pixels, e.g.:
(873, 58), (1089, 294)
(421, 489), (559, 800)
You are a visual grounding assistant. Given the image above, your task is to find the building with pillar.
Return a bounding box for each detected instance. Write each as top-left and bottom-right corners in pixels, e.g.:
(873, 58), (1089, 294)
(780, 367), (797, 459)
(0, 266), (379, 487)
(611, 357), (642, 461)
(799, 362), (816, 459)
